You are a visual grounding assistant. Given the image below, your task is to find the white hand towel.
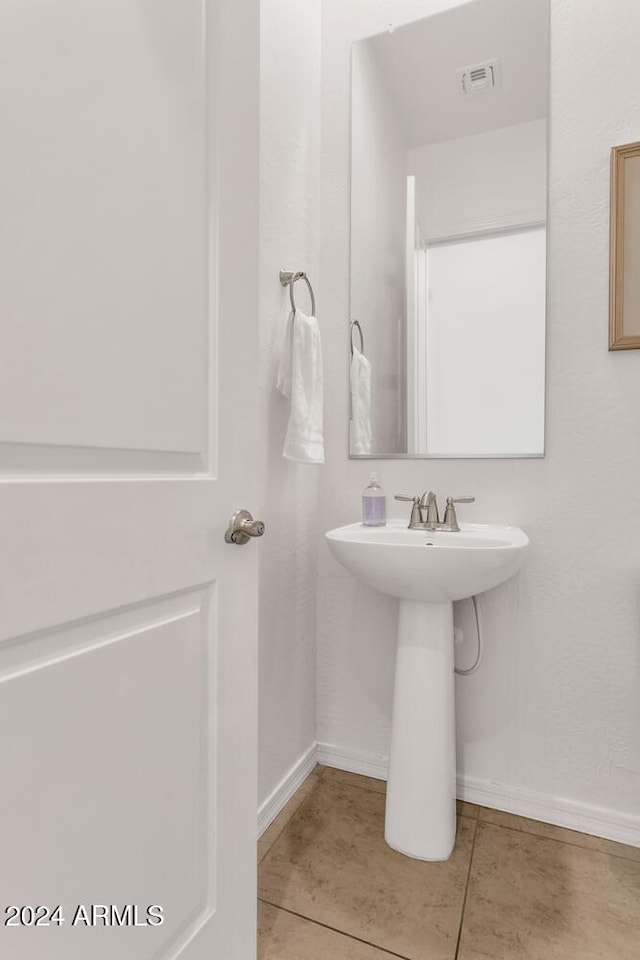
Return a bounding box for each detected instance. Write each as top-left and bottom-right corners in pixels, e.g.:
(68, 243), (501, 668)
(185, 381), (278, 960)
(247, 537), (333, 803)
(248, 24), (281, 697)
(277, 309), (325, 463)
(350, 344), (372, 455)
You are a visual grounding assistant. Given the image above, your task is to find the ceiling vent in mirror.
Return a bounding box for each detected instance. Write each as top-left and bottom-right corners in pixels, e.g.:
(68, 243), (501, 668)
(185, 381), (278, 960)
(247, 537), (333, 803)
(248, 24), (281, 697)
(458, 59), (500, 95)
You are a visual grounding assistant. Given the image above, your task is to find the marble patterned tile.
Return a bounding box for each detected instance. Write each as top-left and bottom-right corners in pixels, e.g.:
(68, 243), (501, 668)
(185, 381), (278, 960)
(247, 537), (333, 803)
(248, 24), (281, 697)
(478, 806), (640, 862)
(258, 902), (403, 959)
(258, 769), (322, 863)
(258, 776), (476, 960)
(458, 821), (640, 959)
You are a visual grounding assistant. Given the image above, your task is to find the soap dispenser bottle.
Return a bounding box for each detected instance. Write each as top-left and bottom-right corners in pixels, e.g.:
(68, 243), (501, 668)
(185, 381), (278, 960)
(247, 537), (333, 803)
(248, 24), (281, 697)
(362, 473), (386, 527)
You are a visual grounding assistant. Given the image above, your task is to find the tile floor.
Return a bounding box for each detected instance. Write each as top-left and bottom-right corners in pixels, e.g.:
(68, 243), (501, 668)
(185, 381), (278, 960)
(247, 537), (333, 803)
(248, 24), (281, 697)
(258, 766), (640, 959)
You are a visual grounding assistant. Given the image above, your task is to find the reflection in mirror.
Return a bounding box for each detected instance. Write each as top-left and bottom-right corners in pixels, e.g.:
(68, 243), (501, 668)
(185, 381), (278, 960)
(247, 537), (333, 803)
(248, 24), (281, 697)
(349, 0), (548, 458)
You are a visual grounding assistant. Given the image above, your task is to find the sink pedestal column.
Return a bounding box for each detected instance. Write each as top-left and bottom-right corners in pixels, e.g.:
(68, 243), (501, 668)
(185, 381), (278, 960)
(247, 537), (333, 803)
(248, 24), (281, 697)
(385, 600), (456, 861)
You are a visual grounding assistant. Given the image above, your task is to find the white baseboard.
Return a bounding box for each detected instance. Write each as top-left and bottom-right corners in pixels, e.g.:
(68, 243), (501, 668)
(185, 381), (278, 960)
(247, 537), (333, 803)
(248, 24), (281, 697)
(258, 743), (319, 838)
(315, 742), (640, 849)
(457, 774), (640, 848)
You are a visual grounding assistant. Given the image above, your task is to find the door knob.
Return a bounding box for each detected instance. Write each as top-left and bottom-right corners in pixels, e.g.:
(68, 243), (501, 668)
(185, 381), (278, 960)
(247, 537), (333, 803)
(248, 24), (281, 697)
(225, 509), (266, 545)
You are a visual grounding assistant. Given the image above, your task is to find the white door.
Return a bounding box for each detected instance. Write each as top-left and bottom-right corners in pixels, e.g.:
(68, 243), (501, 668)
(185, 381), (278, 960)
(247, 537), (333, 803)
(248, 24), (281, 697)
(0, 2), (259, 959)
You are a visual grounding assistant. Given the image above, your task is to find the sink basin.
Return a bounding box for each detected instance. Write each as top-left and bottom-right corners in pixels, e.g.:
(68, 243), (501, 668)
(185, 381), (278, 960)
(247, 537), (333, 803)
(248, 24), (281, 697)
(325, 520), (528, 602)
(325, 518), (529, 863)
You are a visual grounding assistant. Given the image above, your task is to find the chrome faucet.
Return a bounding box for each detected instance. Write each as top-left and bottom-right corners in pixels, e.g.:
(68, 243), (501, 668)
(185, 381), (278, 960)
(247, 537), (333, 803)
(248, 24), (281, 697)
(421, 491), (440, 528)
(394, 492), (475, 532)
(394, 491), (440, 530)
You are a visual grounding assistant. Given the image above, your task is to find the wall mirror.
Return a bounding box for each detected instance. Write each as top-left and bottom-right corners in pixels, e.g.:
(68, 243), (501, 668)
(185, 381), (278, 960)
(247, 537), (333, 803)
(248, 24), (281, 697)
(349, 0), (549, 458)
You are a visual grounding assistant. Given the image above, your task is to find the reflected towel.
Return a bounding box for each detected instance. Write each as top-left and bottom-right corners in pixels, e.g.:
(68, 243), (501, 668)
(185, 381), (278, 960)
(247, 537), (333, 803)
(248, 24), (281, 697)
(276, 309), (325, 463)
(350, 344), (371, 455)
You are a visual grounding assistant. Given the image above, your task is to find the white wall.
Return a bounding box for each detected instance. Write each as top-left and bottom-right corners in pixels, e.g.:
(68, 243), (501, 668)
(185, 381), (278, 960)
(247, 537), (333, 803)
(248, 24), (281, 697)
(351, 41), (407, 452)
(409, 119), (547, 239)
(317, 0), (640, 842)
(258, 0), (322, 811)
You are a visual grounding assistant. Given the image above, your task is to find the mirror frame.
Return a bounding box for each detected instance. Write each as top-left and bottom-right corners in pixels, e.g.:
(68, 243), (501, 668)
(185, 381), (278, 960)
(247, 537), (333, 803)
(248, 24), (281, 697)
(610, 140), (640, 350)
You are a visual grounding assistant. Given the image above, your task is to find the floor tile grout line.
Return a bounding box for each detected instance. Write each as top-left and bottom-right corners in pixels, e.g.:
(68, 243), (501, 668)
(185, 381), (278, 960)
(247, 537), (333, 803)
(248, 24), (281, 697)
(258, 898), (414, 960)
(477, 819), (640, 864)
(453, 816), (479, 960)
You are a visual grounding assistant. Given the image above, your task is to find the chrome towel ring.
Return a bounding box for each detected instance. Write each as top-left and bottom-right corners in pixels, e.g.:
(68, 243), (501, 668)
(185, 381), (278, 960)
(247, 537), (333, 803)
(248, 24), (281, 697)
(350, 319), (364, 356)
(280, 269), (316, 317)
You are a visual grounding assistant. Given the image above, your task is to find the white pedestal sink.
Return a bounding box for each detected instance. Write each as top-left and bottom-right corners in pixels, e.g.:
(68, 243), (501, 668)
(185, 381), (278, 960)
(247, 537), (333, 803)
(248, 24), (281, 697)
(325, 520), (528, 861)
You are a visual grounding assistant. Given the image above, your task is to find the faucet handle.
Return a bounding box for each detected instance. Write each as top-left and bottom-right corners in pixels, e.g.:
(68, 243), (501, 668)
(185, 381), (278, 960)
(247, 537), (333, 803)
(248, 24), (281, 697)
(394, 494), (422, 528)
(442, 496), (475, 532)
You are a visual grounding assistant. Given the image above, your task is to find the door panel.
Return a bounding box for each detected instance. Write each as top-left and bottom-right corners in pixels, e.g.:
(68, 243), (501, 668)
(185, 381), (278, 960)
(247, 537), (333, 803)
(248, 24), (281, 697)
(1, 586), (216, 960)
(0, 0), (209, 457)
(0, 2), (259, 958)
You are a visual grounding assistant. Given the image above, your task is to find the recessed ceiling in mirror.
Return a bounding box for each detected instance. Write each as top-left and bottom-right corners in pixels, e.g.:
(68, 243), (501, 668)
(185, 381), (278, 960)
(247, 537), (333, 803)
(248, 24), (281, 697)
(349, 0), (548, 458)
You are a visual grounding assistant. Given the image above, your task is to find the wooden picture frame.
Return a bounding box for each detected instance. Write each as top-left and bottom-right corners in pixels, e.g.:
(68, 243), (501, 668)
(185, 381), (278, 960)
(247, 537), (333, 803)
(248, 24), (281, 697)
(610, 140), (640, 350)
